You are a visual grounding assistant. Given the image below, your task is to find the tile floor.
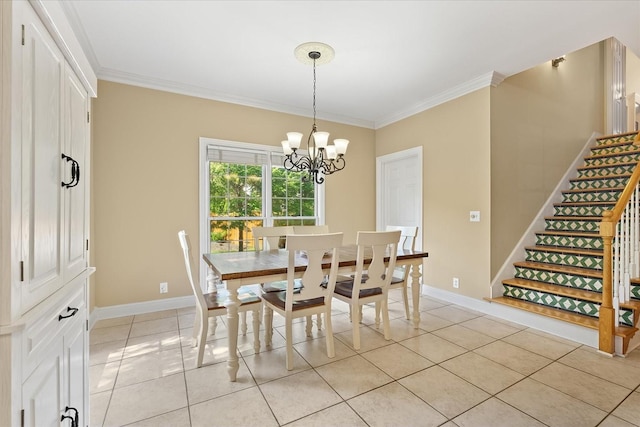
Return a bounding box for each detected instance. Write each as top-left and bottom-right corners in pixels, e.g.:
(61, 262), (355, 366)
(90, 290), (640, 426)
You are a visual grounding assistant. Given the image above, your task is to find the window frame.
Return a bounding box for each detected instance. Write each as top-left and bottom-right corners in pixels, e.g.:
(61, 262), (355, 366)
(198, 137), (326, 288)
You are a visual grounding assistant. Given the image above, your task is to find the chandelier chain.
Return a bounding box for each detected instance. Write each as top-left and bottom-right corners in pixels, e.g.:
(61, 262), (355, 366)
(312, 56), (317, 129)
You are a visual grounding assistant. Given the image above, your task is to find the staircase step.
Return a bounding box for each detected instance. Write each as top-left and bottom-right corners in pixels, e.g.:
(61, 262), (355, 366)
(487, 297), (638, 339)
(553, 202), (614, 217)
(561, 188), (622, 203)
(545, 216), (602, 233)
(577, 162), (636, 178)
(514, 261), (602, 291)
(502, 279), (636, 326)
(583, 150), (640, 167)
(590, 142), (638, 156)
(596, 131), (639, 146)
(629, 278), (640, 299)
(569, 175), (630, 190)
(524, 246), (602, 270)
(535, 231), (603, 250)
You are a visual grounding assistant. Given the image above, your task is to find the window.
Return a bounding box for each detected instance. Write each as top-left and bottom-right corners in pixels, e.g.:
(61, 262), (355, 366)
(200, 138), (324, 255)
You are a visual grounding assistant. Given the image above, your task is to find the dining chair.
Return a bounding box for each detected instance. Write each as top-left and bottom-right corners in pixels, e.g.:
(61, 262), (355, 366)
(178, 230), (262, 368)
(262, 232), (343, 370)
(385, 225), (419, 319)
(252, 225), (294, 252)
(333, 230), (401, 350)
(292, 224), (329, 234)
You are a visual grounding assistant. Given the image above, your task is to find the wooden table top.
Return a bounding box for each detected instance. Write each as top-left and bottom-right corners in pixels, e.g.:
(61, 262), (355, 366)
(203, 245), (428, 281)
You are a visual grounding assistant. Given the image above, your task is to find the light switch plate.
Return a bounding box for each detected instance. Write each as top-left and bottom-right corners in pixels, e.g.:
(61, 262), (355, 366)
(470, 211), (480, 222)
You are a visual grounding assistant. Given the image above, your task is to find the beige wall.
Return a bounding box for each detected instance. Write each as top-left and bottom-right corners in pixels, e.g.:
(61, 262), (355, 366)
(376, 88), (492, 300)
(91, 81), (374, 308)
(489, 42), (605, 277)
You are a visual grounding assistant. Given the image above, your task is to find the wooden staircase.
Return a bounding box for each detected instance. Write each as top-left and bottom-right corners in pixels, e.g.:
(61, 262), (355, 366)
(489, 132), (640, 355)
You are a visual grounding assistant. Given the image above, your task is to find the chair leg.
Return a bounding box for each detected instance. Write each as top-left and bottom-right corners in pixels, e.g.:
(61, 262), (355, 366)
(209, 316), (217, 336)
(352, 305), (361, 350)
(402, 282), (410, 320)
(316, 313), (322, 331)
(192, 309), (201, 347)
(264, 306), (273, 348)
(381, 299), (391, 340)
(196, 311), (208, 368)
(305, 315), (312, 337)
(374, 303), (381, 329)
(285, 314), (294, 371)
(252, 308), (261, 354)
(325, 309), (335, 358)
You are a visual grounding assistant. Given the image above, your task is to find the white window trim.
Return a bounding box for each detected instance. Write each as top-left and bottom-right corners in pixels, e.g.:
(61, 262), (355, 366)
(198, 137), (326, 289)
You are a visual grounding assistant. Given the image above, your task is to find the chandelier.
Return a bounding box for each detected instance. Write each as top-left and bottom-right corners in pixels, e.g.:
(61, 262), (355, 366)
(281, 42), (349, 184)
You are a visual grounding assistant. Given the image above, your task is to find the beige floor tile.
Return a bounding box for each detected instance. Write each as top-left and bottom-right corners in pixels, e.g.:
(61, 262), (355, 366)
(399, 365), (489, 419)
(503, 330), (578, 359)
(440, 422), (461, 427)
(385, 317), (427, 341)
(498, 378), (607, 427)
(286, 402), (368, 427)
(190, 387), (278, 427)
(347, 382), (447, 427)
(243, 346), (312, 384)
(123, 330), (182, 358)
(178, 312), (195, 330)
(90, 339), (126, 366)
(115, 346), (184, 388)
(90, 361), (120, 394)
(598, 415), (639, 427)
(400, 333), (467, 363)
(177, 306), (196, 316)
(184, 359), (255, 405)
(432, 324), (496, 350)
(315, 355), (393, 400)
(274, 318), (327, 345)
(473, 340), (552, 375)
(452, 397), (546, 427)
(611, 390), (640, 425)
(93, 316), (133, 329)
(531, 362), (632, 411)
(526, 327), (584, 348)
(89, 390), (110, 427)
(441, 352), (524, 394)
(559, 347), (640, 389)
(104, 373), (188, 426)
(129, 316), (179, 338)
(418, 296), (448, 311)
(133, 309), (178, 322)
(126, 407), (191, 427)
(427, 305), (481, 323)
(459, 316), (523, 339)
(360, 343), (433, 379)
(294, 335), (357, 367)
(413, 312), (454, 332)
(334, 324), (393, 352)
(182, 340), (232, 370)
(90, 324), (131, 345)
(260, 370), (342, 425)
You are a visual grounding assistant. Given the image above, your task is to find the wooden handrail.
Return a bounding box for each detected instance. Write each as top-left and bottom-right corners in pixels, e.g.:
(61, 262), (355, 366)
(598, 132), (640, 354)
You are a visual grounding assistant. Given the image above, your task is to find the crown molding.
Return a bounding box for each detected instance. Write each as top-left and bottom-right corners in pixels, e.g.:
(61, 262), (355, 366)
(374, 71), (506, 129)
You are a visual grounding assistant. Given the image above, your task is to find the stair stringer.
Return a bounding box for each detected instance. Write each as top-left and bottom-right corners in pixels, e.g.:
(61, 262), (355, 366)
(490, 132), (601, 298)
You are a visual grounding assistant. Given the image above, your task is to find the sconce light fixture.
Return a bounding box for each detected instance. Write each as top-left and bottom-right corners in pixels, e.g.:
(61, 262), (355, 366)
(551, 56), (566, 68)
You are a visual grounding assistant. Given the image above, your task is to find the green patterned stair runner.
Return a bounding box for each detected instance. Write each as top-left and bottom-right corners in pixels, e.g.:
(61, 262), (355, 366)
(524, 246), (602, 270)
(503, 279), (635, 326)
(569, 175), (630, 190)
(595, 131), (639, 146)
(545, 217), (601, 232)
(577, 163), (636, 178)
(535, 231), (603, 250)
(553, 203), (614, 217)
(514, 261), (602, 291)
(561, 189), (622, 203)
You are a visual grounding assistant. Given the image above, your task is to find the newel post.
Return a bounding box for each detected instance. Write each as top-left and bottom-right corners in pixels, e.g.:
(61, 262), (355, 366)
(599, 210), (616, 354)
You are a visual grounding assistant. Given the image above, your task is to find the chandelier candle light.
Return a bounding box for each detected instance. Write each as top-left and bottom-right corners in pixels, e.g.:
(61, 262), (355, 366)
(281, 42), (349, 184)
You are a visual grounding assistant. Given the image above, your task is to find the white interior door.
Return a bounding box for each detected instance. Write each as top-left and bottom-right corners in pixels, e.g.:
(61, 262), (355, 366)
(376, 147), (423, 250)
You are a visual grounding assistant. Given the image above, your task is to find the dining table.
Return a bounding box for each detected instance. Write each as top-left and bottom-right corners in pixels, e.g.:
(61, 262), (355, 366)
(202, 245), (428, 381)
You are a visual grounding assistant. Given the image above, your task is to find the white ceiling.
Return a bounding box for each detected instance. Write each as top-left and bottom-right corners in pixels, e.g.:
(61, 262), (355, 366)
(61, 1), (640, 129)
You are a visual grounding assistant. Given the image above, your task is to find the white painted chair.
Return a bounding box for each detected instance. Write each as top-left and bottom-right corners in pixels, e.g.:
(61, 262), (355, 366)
(333, 230), (400, 350)
(292, 225), (330, 235)
(252, 225), (294, 252)
(385, 225), (419, 319)
(178, 230), (261, 368)
(262, 232), (343, 370)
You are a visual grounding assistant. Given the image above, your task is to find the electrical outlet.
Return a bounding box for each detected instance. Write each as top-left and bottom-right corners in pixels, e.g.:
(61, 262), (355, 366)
(160, 282), (168, 294)
(452, 277), (460, 289)
(470, 211), (480, 222)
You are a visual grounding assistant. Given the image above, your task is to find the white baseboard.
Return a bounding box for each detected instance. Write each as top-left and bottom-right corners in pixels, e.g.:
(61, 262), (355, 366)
(421, 284), (600, 351)
(89, 295), (194, 330)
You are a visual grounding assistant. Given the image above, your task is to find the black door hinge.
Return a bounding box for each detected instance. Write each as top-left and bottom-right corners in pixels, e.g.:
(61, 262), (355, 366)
(20, 261), (24, 282)
(21, 25), (25, 46)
